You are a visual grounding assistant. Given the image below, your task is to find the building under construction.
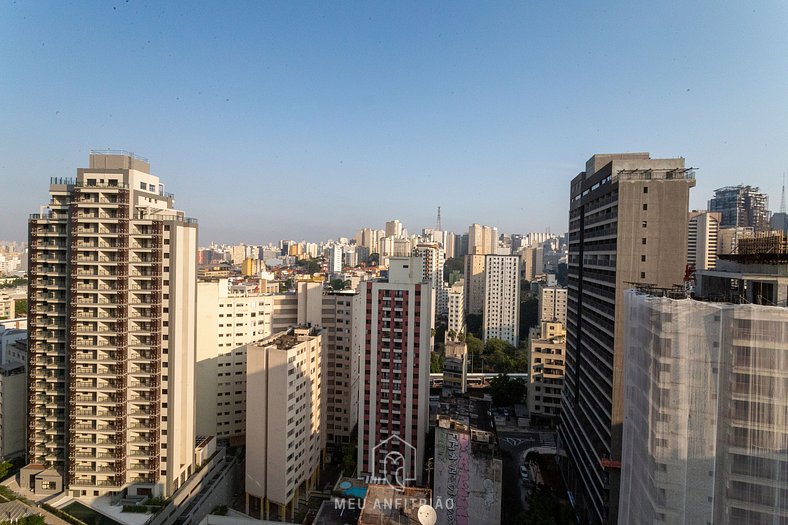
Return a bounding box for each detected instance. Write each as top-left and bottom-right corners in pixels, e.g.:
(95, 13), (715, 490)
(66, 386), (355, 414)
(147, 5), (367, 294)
(618, 249), (788, 524)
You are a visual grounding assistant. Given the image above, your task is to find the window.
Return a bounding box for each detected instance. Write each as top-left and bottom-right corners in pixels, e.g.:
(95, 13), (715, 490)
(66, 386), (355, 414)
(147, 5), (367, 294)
(140, 182), (147, 190)
(642, 221), (647, 228)
(641, 255), (646, 262)
(640, 272), (646, 279)
(642, 203), (648, 211)
(641, 238), (647, 245)
(643, 186), (649, 194)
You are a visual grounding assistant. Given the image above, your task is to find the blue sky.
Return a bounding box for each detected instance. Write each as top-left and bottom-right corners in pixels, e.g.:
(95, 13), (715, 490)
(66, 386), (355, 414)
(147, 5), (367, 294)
(1, 1), (787, 244)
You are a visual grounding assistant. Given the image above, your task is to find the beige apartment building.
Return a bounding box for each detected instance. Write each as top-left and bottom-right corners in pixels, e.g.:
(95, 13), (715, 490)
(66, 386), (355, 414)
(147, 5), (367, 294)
(245, 326), (326, 522)
(464, 254), (486, 316)
(24, 151), (197, 499)
(196, 278), (274, 440)
(538, 285), (567, 326)
(527, 321), (566, 419)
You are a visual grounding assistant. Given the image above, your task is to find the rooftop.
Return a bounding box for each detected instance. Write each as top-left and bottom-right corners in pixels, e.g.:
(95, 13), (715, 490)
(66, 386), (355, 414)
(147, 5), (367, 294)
(357, 485), (432, 525)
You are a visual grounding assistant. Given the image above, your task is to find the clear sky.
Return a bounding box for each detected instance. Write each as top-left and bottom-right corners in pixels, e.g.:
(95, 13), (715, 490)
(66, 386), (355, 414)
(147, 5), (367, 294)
(1, 1), (787, 244)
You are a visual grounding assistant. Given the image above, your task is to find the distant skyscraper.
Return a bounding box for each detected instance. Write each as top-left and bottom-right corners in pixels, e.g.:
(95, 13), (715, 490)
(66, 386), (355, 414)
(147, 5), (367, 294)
(687, 210), (721, 271)
(329, 244), (343, 275)
(24, 152), (197, 498)
(468, 223), (497, 255)
(385, 219), (403, 238)
(357, 257), (434, 485)
(520, 244), (544, 281)
(413, 242), (446, 316)
(708, 184), (770, 232)
(482, 255), (521, 346)
(561, 153), (694, 524)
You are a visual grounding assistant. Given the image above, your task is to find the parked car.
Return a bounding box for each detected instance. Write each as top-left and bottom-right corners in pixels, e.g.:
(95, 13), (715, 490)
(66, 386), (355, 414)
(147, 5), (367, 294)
(519, 465), (530, 482)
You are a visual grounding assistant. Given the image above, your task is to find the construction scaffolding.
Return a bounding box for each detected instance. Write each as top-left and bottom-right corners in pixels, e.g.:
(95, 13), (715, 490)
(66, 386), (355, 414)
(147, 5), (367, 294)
(619, 290), (788, 525)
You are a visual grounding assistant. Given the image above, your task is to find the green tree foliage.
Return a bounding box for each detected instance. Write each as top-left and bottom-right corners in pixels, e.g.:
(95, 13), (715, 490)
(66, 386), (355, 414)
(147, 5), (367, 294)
(488, 374), (527, 406)
(0, 460), (12, 480)
(465, 333), (484, 358)
(341, 443), (357, 476)
(295, 258), (321, 274)
(430, 351), (444, 373)
(0, 278), (27, 289)
(516, 484), (574, 525)
(1, 515), (46, 525)
(15, 299), (27, 317)
(466, 313), (483, 337)
(328, 279), (349, 290)
(443, 257), (464, 282)
(368, 253), (380, 266)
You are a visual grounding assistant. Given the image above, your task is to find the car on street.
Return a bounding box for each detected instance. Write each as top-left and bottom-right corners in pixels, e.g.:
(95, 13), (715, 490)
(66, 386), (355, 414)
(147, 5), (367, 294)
(519, 465), (530, 482)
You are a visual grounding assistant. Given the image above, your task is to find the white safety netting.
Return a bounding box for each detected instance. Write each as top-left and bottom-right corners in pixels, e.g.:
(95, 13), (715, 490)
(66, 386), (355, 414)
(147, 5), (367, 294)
(619, 290), (788, 525)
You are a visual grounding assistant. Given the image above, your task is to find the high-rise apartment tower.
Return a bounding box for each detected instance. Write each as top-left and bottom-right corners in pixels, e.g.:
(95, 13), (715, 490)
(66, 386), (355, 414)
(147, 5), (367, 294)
(25, 152), (197, 498)
(560, 153), (694, 524)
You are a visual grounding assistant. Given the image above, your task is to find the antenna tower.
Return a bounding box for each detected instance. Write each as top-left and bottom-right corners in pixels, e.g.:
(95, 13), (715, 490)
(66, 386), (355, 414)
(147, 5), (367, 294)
(780, 173), (786, 214)
(436, 206), (442, 231)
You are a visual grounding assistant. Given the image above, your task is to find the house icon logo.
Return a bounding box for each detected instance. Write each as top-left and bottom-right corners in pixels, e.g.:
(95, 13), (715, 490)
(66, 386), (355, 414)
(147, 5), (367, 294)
(371, 435), (417, 491)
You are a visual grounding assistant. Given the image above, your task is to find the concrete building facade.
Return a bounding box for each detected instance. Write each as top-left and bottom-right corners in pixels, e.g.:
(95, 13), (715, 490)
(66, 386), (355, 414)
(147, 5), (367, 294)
(25, 152), (197, 498)
(560, 153), (695, 524)
(195, 278), (274, 440)
(463, 254), (486, 316)
(446, 279), (464, 339)
(538, 285), (567, 326)
(527, 321), (566, 420)
(244, 327), (326, 522)
(0, 361), (25, 460)
(434, 396), (501, 525)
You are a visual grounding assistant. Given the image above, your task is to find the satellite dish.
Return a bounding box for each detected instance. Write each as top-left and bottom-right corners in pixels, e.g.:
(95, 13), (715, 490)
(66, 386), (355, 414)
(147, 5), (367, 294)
(417, 505), (437, 525)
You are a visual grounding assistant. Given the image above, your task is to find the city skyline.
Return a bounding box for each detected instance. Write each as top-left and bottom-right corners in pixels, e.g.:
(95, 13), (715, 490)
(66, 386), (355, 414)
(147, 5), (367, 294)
(2, 2), (788, 242)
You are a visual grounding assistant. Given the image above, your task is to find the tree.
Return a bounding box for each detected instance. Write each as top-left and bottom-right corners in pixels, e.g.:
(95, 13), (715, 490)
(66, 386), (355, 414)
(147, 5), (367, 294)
(430, 351), (444, 373)
(443, 257), (464, 282)
(465, 333), (484, 357)
(15, 299), (27, 317)
(466, 313), (483, 337)
(329, 279), (347, 290)
(488, 374), (527, 406)
(447, 329), (457, 342)
(368, 253), (380, 266)
(297, 258), (320, 274)
(516, 483), (574, 525)
(341, 443), (357, 476)
(0, 460), (12, 480)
